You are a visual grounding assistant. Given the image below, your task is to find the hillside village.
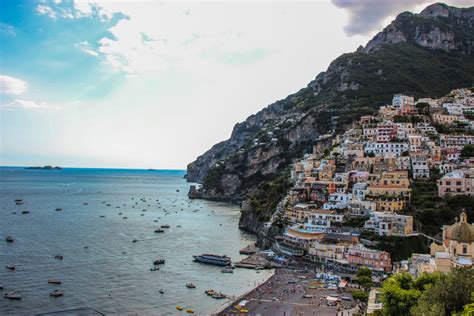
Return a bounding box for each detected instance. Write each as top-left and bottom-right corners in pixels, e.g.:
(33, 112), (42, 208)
(263, 88), (474, 277)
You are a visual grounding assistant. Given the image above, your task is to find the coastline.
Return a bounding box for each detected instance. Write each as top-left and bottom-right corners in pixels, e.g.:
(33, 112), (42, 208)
(211, 269), (276, 315)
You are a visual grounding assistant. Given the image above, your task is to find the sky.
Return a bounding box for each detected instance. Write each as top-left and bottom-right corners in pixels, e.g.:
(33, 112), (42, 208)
(0, 0), (471, 169)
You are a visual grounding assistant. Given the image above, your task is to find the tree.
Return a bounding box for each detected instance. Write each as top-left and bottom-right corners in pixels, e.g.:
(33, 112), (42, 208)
(381, 272), (440, 316)
(416, 102), (430, 115)
(460, 144), (474, 159)
(352, 290), (369, 302)
(411, 268), (474, 316)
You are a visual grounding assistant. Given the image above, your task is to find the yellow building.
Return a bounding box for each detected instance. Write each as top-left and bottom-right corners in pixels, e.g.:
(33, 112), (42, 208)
(367, 171), (411, 199)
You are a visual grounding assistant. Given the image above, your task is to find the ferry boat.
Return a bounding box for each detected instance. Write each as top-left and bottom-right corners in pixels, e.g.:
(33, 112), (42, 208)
(193, 254), (231, 266)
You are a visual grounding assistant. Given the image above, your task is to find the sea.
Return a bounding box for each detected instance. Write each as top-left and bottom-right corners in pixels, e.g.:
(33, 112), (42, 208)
(0, 167), (272, 315)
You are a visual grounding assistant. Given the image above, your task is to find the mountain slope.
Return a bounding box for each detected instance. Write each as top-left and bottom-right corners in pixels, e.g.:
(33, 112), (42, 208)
(187, 3), (474, 233)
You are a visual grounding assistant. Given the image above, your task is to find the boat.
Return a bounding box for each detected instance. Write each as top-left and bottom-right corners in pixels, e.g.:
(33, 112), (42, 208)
(176, 306), (184, 311)
(14, 199), (23, 202)
(4, 292), (21, 300)
(54, 255), (64, 260)
(15, 201), (24, 205)
(50, 290), (64, 297)
(186, 283), (196, 289)
(221, 268), (234, 273)
(5, 236), (13, 242)
(150, 266), (160, 271)
(48, 279), (61, 284)
(154, 229), (165, 233)
(205, 289), (215, 296)
(159, 289), (165, 294)
(21, 210), (30, 214)
(193, 254), (231, 266)
(55, 208), (62, 211)
(153, 259), (165, 265)
(212, 292), (226, 299)
(186, 309), (194, 314)
(161, 225), (170, 228)
(6, 264), (15, 270)
(132, 239), (138, 243)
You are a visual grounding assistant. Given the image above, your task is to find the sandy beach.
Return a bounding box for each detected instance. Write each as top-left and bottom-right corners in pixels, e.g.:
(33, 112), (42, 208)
(215, 268), (361, 316)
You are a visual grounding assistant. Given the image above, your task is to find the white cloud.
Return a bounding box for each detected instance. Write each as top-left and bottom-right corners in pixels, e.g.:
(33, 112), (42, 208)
(2, 99), (62, 110)
(75, 40), (99, 57)
(0, 75), (27, 95)
(37, 4), (57, 20)
(0, 23), (15, 36)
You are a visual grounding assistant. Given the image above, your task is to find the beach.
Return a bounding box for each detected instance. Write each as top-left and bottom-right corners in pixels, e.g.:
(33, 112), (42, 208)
(216, 268), (361, 316)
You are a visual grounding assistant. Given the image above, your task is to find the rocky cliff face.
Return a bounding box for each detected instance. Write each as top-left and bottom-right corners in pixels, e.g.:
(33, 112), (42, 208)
(363, 3), (474, 54)
(186, 3), (474, 232)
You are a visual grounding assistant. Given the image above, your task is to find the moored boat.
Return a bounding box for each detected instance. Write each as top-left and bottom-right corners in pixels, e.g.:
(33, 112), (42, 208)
(4, 292), (21, 300)
(160, 225), (170, 228)
(186, 283), (196, 289)
(221, 268), (234, 273)
(193, 254), (231, 266)
(176, 306), (184, 311)
(6, 264), (15, 270)
(50, 290), (64, 297)
(150, 266), (160, 271)
(48, 279), (61, 285)
(154, 229), (165, 233)
(153, 258), (165, 265)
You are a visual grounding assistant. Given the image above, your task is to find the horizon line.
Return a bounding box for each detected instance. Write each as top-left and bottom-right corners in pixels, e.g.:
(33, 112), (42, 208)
(0, 165), (187, 171)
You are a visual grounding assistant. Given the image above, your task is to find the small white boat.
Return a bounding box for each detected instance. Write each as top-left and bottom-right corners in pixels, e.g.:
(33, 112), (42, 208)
(159, 289), (165, 294)
(150, 266), (160, 271)
(186, 283), (196, 289)
(4, 292), (21, 300)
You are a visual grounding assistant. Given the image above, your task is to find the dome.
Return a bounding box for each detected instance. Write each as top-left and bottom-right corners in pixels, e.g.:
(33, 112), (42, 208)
(448, 212), (474, 243)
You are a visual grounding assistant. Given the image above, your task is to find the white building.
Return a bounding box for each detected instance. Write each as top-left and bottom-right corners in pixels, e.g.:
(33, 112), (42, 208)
(364, 211), (414, 237)
(365, 142), (409, 157)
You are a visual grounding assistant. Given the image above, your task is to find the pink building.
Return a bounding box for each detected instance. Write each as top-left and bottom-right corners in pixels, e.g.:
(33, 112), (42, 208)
(347, 245), (392, 272)
(437, 168), (474, 197)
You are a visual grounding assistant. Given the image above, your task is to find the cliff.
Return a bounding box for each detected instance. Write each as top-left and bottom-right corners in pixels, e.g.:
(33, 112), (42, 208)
(187, 3), (474, 234)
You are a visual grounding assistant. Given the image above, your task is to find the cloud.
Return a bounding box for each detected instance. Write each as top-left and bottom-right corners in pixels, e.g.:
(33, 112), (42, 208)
(2, 99), (62, 110)
(0, 75), (27, 95)
(37, 4), (57, 20)
(332, 0), (474, 36)
(0, 23), (15, 36)
(75, 40), (99, 57)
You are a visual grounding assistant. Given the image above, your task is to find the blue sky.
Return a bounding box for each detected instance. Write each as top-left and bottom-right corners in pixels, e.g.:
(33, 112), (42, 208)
(1, 0), (469, 169)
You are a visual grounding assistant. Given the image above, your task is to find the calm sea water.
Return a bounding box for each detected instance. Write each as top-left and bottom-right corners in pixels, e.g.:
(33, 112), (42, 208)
(0, 167), (272, 315)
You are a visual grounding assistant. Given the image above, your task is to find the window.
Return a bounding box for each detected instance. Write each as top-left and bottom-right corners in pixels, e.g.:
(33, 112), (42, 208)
(463, 245), (467, 254)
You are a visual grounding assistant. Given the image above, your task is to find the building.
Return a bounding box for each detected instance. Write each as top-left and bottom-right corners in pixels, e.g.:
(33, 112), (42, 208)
(430, 212), (474, 271)
(366, 171), (411, 199)
(364, 211), (414, 236)
(365, 142), (409, 158)
(346, 245), (392, 272)
(308, 209), (344, 226)
(437, 168), (474, 197)
(411, 155), (430, 179)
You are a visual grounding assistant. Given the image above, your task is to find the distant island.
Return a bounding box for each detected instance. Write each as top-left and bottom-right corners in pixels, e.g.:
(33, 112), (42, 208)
(25, 166), (62, 170)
